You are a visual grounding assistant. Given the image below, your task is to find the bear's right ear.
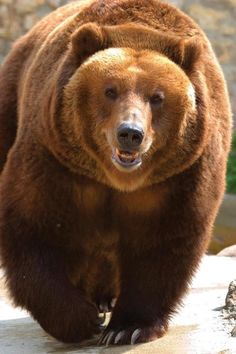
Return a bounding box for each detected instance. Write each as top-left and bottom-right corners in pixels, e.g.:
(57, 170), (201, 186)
(71, 23), (107, 61)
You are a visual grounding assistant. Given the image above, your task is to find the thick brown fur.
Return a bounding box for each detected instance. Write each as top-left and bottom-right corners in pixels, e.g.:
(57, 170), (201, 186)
(0, 0), (232, 345)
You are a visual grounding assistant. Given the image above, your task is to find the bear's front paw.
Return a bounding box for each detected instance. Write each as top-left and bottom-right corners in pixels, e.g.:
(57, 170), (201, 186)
(39, 297), (103, 343)
(98, 321), (166, 346)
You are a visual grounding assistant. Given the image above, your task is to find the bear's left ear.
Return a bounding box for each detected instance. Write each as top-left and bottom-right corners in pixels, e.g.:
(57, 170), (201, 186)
(161, 35), (202, 71)
(71, 23), (107, 61)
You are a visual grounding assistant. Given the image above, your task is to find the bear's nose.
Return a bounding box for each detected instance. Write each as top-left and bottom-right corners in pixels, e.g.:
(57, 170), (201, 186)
(117, 123), (144, 150)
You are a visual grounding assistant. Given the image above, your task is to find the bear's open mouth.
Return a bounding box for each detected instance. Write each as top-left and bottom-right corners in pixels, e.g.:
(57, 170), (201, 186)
(112, 148), (142, 171)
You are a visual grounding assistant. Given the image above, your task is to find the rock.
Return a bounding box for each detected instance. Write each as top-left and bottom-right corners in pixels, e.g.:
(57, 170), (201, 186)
(225, 280), (236, 310)
(36, 4), (54, 18)
(183, 4), (225, 31)
(162, 0), (185, 8)
(24, 14), (39, 31)
(15, 0), (45, 15)
(223, 280), (236, 338)
(218, 245), (236, 257)
(231, 325), (236, 337)
(46, 0), (69, 9)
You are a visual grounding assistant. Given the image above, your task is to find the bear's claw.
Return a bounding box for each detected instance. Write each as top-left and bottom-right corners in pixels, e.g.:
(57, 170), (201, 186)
(98, 324), (165, 346)
(97, 297), (116, 313)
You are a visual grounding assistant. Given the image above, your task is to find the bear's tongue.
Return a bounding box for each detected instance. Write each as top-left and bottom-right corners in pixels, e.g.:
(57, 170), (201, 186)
(116, 148), (139, 163)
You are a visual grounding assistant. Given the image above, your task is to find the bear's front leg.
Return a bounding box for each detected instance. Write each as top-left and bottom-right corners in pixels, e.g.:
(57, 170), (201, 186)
(100, 166), (220, 345)
(1, 233), (101, 343)
(0, 155), (102, 343)
(100, 239), (196, 345)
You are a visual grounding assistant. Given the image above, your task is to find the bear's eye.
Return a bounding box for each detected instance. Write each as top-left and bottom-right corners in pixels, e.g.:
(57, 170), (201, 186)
(104, 87), (118, 100)
(149, 92), (165, 107)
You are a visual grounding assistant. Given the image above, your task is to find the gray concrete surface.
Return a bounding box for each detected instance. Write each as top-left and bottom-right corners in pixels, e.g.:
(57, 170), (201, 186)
(0, 256), (236, 354)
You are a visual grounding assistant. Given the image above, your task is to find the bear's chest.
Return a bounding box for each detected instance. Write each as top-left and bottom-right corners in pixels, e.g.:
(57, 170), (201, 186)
(65, 179), (168, 257)
(73, 180), (167, 234)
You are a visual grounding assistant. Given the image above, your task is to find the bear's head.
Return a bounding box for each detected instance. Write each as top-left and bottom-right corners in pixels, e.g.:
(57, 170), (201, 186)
(51, 23), (206, 191)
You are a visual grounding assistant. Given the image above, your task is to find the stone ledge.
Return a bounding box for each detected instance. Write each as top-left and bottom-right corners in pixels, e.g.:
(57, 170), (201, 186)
(1, 255), (236, 353)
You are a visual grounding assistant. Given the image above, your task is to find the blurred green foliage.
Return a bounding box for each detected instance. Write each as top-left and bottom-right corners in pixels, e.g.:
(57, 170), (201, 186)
(227, 133), (236, 194)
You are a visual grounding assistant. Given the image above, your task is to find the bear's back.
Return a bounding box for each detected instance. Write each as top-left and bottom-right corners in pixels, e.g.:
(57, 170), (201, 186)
(80, 0), (200, 37)
(24, 0), (202, 51)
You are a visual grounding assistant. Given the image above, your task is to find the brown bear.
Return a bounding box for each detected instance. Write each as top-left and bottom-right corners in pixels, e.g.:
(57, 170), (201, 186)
(0, 0), (232, 346)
